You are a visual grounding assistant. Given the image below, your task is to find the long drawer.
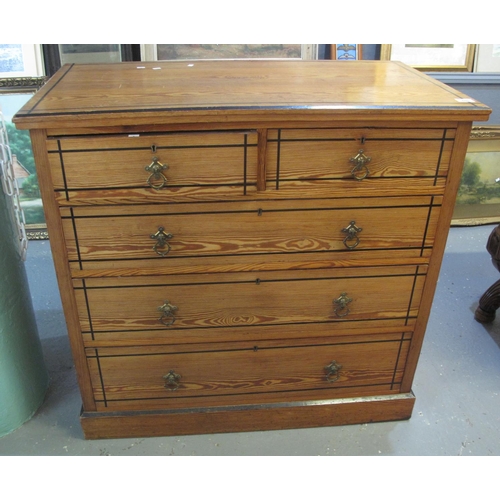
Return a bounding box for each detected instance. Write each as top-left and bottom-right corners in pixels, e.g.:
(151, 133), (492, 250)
(86, 334), (411, 410)
(62, 197), (441, 270)
(74, 265), (426, 342)
(47, 130), (258, 203)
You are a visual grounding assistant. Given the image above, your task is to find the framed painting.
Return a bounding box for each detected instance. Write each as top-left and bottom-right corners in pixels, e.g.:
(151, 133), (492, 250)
(452, 127), (500, 226)
(0, 44), (44, 78)
(330, 44), (362, 60)
(141, 44), (318, 61)
(0, 76), (48, 239)
(41, 44), (138, 76)
(381, 44), (475, 71)
(474, 44), (500, 72)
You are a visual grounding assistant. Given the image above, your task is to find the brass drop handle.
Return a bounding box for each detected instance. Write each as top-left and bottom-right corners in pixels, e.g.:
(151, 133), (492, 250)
(333, 292), (352, 318)
(342, 220), (362, 249)
(324, 360), (343, 382)
(145, 156), (168, 190)
(349, 149), (371, 180)
(158, 300), (178, 326)
(151, 226), (173, 256)
(163, 370), (181, 391)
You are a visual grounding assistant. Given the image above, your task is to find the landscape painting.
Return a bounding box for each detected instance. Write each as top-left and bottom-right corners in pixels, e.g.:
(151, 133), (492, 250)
(453, 131), (500, 225)
(0, 87), (47, 237)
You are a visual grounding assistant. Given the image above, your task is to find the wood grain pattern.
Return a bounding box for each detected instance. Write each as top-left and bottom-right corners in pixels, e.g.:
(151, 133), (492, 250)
(61, 198), (440, 265)
(86, 338), (410, 404)
(257, 129), (267, 191)
(14, 61), (490, 130)
(268, 128), (457, 140)
(267, 129), (453, 182)
(13, 61), (489, 438)
(401, 121), (475, 392)
(82, 323), (413, 348)
(45, 120), (462, 137)
(74, 266), (425, 333)
(70, 251), (431, 280)
(28, 129), (97, 410)
(48, 131), (257, 190)
(54, 178), (446, 206)
(80, 393), (416, 439)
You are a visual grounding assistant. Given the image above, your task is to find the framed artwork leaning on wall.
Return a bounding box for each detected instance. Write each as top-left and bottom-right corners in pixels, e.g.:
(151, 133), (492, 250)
(0, 76), (48, 239)
(381, 44), (475, 71)
(452, 126), (500, 226)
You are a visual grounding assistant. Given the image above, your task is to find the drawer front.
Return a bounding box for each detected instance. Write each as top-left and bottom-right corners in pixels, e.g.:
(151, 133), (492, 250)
(267, 127), (454, 190)
(86, 336), (411, 406)
(74, 266), (426, 336)
(62, 197), (441, 269)
(47, 131), (258, 202)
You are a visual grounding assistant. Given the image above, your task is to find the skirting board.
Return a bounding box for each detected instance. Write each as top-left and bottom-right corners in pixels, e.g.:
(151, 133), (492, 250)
(80, 392), (416, 439)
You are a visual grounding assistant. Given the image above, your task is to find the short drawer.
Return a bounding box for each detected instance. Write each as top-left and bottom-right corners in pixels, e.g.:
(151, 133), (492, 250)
(62, 197), (441, 270)
(86, 336), (411, 408)
(74, 265), (426, 338)
(266, 127), (454, 192)
(47, 131), (258, 203)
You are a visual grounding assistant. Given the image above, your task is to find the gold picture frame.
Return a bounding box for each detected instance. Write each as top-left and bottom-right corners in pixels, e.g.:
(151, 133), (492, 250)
(381, 44), (475, 71)
(330, 44), (362, 60)
(452, 126), (500, 226)
(141, 44), (318, 61)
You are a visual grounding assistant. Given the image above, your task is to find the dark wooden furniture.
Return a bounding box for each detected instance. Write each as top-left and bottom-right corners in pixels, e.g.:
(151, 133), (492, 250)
(14, 60), (490, 439)
(475, 224), (500, 323)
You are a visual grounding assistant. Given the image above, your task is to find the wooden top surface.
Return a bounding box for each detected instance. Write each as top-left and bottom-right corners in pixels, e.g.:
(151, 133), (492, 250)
(14, 60), (491, 129)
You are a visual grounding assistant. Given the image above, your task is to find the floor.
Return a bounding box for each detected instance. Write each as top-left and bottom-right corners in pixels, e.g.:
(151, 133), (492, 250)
(1, 224), (500, 456)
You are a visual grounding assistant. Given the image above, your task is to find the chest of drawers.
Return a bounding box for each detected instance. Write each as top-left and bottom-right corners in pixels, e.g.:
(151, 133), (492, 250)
(14, 60), (490, 439)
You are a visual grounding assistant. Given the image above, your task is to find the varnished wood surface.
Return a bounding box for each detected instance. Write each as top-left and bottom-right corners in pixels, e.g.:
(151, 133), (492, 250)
(45, 126), (452, 203)
(74, 265), (425, 334)
(47, 131), (257, 190)
(80, 393), (416, 439)
(268, 133), (453, 181)
(53, 177), (448, 206)
(44, 119), (463, 137)
(60, 197), (440, 266)
(15, 62), (489, 438)
(70, 252), (431, 280)
(81, 321), (413, 348)
(401, 121), (474, 392)
(86, 338), (409, 405)
(14, 61), (490, 130)
(86, 329), (410, 410)
(28, 129), (97, 410)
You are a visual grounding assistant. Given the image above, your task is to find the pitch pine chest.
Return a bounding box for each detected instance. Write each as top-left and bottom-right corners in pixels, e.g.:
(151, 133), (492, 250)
(14, 60), (490, 439)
